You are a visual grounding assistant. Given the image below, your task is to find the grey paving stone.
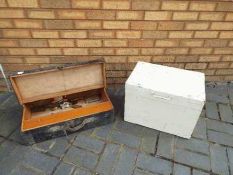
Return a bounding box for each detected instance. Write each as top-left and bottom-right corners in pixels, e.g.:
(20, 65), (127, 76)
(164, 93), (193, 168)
(174, 148), (210, 171)
(229, 89), (233, 105)
(192, 169), (210, 175)
(113, 146), (138, 175)
(192, 117), (207, 140)
(64, 146), (98, 170)
(206, 93), (229, 104)
(0, 93), (11, 105)
(136, 153), (172, 175)
(10, 164), (44, 175)
(208, 130), (233, 147)
(173, 163), (191, 175)
(176, 138), (209, 155)
(207, 118), (233, 135)
(227, 148), (233, 175)
(156, 132), (175, 159)
(140, 127), (158, 154)
(205, 102), (219, 120)
(73, 167), (92, 175)
(210, 144), (229, 175)
(108, 130), (141, 149)
(22, 149), (59, 174)
(48, 137), (69, 157)
(0, 136), (5, 144)
(133, 168), (159, 175)
(53, 162), (74, 175)
(73, 134), (105, 154)
(0, 94), (19, 109)
(93, 124), (113, 140)
(33, 139), (56, 153)
(219, 104), (233, 123)
(96, 143), (121, 175)
(0, 140), (18, 160)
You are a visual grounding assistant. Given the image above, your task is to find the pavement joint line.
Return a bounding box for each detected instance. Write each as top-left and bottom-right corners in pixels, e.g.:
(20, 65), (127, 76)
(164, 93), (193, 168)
(225, 147), (231, 175)
(154, 132), (160, 156)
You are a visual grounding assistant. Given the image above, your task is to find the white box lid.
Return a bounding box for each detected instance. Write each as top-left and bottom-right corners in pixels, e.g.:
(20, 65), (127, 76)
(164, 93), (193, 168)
(126, 62), (205, 103)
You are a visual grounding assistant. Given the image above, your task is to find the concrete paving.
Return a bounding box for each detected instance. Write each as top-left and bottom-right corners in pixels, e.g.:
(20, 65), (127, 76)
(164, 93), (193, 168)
(0, 82), (233, 175)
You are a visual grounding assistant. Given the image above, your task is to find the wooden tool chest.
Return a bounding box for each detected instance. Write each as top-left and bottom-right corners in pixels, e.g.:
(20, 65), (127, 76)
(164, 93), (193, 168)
(10, 60), (114, 144)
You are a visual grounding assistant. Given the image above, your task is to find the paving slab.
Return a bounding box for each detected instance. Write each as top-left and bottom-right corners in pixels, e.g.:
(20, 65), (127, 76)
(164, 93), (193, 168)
(53, 162), (74, 175)
(219, 104), (233, 123)
(192, 117), (207, 140)
(192, 169), (210, 175)
(205, 102), (219, 120)
(227, 148), (233, 175)
(133, 168), (159, 175)
(208, 130), (233, 147)
(207, 118), (233, 135)
(93, 124), (113, 140)
(73, 167), (92, 175)
(173, 163), (191, 175)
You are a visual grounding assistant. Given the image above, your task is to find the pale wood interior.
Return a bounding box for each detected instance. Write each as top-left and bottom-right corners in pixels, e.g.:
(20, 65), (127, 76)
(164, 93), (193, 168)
(12, 64), (104, 103)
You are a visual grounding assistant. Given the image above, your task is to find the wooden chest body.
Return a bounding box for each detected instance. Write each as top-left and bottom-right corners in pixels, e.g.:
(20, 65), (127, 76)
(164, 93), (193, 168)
(10, 61), (114, 140)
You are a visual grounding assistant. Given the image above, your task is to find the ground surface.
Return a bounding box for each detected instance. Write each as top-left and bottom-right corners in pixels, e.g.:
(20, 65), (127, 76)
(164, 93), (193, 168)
(0, 83), (233, 175)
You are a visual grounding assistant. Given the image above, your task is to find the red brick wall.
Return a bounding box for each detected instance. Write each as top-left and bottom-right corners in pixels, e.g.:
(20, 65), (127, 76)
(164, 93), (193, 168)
(0, 0), (233, 91)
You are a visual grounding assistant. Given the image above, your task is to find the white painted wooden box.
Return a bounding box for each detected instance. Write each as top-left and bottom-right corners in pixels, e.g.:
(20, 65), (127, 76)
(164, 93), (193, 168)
(124, 62), (206, 138)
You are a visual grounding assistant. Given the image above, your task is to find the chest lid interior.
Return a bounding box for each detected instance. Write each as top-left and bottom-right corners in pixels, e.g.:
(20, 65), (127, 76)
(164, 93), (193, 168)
(10, 61), (106, 105)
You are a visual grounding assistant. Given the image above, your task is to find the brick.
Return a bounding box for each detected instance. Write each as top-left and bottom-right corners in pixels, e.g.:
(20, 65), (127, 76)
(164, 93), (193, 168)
(185, 63), (207, 69)
(208, 130), (233, 147)
(131, 21), (157, 30)
(0, 9), (24, 18)
(60, 31), (87, 38)
(32, 31), (59, 38)
(220, 32), (233, 38)
(169, 31), (193, 38)
(155, 39), (179, 47)
(3, 29), (30, 38)
(0, 20), (13, 28)
(45, 20), (74, 29)
(117, 31), (141, 39)
(7, 0), (38, 7)
(75, 20), (101, 29)
(190, 48), (212, 55)
(106, 71), (126, 77)
(226, 13), (233, 21)
(116, 48), (139, 55)
(199, 12), (225, 21)
(72, 0), (100, 9)
(162, 1), (189, 10)
(219, 104), (233, 123)
(103, 21), (129, 29)
(40, 0), (71, 8)
(190, 2), (216, 11)
(86, 10), (115, 20)
(25, 57), (50, 64)
(57, 10), (85, 19)
(216, 2), (233, 12)
(89, 30), (114, 38)
(20, 39), (48, 47)
(204, 39), (228, 48)
(176, 138), (209, 155)
(104, 39), (127, 47)
(14, 19), (43, 29)
(104, 56), (127, 63)
(137, 153), (172, 175)
(64, 146), (98, 170)
(8, 48), (35, 55)
(185, 22), (209, 30)
(132, 0), (160, 10)
(28, 10), (55, 19)
(214, 48), (233, 54)
(173, 12), (198, 20)
(77, 39), (102, 47)
(192, 117), (207, 139)
(73, 135), (105, 154)
(195, 31), (218, 38)
(180, 39), (204, 47)
(141, 48), (164, 55)
(113, 146), (138, 175)
(0, 48), (8, 55)
(117, 11), (143, 20)
(211, 22), (233, 30)
(222, 55), (233, 61)
(0, 0), (6, 7)
(96, 144), (120, 174)
(143, 31), (168, 39)
(201, 69), (215, 76)
(128, 39), (153, 47)
(166, 48), (189, 55)
(103, 0), (130, 9)
(90, 48), (114, 55)
(176, 55), (199, 62)
(174, 148), (210, 171)
(174, 164), (191, 175)
(128, 56), (151, 63)
(227, 148), (233, 175)
(152, 56), (175, 63)
(199, 55), (220, 62)
(158, 22), (184, 30)
(145, 11), (172, 21)
(157, 133), (174, 159)
(0, 39), (18, 47)
(63, 48), (88, 55)
(49, 39), (75, 47)
(37, 48), (62, 55)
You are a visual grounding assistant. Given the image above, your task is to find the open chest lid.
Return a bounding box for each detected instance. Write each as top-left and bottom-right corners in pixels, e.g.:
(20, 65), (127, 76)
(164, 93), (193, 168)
(10, 61), (106, 105)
